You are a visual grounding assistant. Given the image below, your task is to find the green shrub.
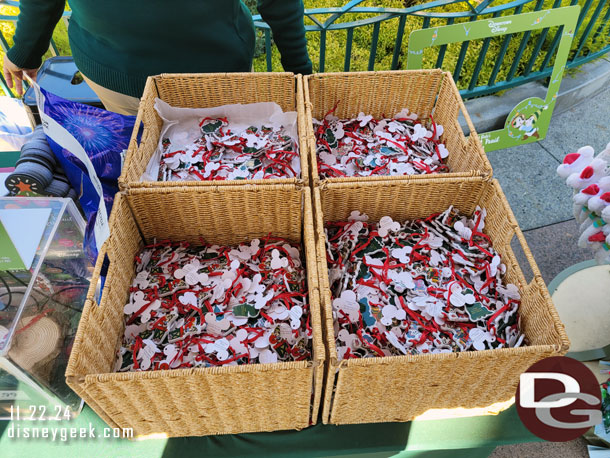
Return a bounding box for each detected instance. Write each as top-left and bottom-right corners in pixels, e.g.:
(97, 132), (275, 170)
(0, 1), (608, 97)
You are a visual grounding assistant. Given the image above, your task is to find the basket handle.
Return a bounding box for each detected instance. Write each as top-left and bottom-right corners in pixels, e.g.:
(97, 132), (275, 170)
(128, 107), (144, 150)
(86, 242), (109, 308)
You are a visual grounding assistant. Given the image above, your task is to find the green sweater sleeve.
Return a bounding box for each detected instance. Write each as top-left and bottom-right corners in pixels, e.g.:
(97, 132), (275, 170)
(7, 0), (65, 69)
(257, 0), (312, 75)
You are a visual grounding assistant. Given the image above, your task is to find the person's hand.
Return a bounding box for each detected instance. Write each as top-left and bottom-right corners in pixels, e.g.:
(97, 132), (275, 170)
(3, 54), (37, 95)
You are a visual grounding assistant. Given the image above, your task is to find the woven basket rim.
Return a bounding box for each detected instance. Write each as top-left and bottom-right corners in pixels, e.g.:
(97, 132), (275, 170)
(78, 356), (313, 384)
(333, 343), (564, 369)
(154, 72), (296, 79)
(304, 69), (445, 79)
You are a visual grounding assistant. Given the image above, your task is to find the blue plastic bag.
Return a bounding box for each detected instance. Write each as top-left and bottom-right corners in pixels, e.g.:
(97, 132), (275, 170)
(33, 84), (136, 263)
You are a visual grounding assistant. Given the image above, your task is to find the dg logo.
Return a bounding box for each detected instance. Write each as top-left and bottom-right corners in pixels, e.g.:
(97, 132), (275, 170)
(516, 356), (602, 442)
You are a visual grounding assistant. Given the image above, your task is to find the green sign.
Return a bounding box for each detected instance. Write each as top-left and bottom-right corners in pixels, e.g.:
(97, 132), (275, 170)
(0, 220), (26, 271)
(407, 7), (579, 152)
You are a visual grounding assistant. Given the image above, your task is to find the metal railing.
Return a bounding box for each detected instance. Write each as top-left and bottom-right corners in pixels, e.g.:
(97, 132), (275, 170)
(252, 0), (610, 99)
(0, 1), (608, 99)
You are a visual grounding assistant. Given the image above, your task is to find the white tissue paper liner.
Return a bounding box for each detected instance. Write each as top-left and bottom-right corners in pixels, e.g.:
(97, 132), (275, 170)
(142, 99), (300, 181)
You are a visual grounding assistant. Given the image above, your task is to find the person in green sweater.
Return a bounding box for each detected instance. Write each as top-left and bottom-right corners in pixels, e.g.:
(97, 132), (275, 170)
(3, 0), (312, 115)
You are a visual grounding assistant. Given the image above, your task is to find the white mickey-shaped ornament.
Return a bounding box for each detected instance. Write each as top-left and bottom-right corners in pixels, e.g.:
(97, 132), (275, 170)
(429, 250), (444, 267)
(124, 290), (148, 315)
(388, 269), (415, 292)
(447, 283), (476, 308)
(497, 283), (520, 300)
(452, 251), (475, 267)
(337, 329), (361, 350)
(231, 239), (260, 262)
(454, 220), (472, 240)
(332, 121), (345, 140)
(437, 144), (449, 159)
(489, 255), (502, 276)
(230, 166), (250, 179)
(204, 313), (230, 336)
(395, 108), (418, 121)
(408, 295), (428, 311)
(319, 150), (337, 165)
(378, 216), (401, 237)
(161, 344), (180, 369)
(332, 290), (360, 322)
(282, 243), (301, 266)
(254, 330), (271, 349)
(247, 273), (266, 296)
(391, 162), (416, 175)
(469, 328), (495, 351)
(138, 248), (153, 270)
(163, 152), (182, 170)
(174, 259), (209, 286)
(411, 124), (429, 141)
(415, 340), (433, 353)
(257, 348), (278, 364)
(423, 234), (444, 249)
(391, 246), (412, 264)
(225, 310), (248, 327)
(230, 329), (249, 357)
(203, 161), (220, 178)
(278, 323), (298, 344)
(384, 328), (409, 355)
(288, 305), (303, 329)
(124, 322), (147, 341)
(346, 220), (364, 237)
(204, 338), (230, 361)
(252, 291), (274, 310)
(137, 339), (160, 371)
(132, 270), (150, 289)
(270, 249), (289, 270)
(348, 210), (369, 222)
(357, 112), (373, 127)
(140, 298), (161, 323)
(380, 303), (406, 326)
(179, 291), (198, 307)
(421, 300), (445, 325)
(268, 304), (288, 321)
(506, 327), (525, 348)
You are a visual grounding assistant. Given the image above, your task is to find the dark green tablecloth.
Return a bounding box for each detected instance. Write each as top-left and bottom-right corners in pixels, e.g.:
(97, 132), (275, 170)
(0, 404), (540, 458)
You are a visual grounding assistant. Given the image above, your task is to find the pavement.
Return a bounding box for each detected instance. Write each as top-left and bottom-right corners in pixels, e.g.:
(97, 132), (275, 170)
(484, 84), (610, 458)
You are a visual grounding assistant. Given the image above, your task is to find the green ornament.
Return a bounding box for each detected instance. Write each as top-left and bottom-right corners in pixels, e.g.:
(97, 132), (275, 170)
(465, 301), (494, 321)
(233, 303), (258, 318)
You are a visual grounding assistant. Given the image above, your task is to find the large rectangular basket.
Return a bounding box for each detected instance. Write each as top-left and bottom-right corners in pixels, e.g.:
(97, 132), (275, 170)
(304, 70), (492, 186)
(313, 177), (569, 425)
(119, 72), (311, 190)
(66, 185), (324, 437)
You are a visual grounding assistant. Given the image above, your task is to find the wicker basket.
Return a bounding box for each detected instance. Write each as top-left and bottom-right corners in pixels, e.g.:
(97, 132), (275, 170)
(304, 70), (492, 186)
(119, 73), (310, 190)
(313, 177), (569, 425)
(66, 185), (324, 437)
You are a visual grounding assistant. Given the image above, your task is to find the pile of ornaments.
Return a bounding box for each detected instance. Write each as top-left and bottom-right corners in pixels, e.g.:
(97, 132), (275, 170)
(557, 142), (610, 264)
(158, 117), (300, 181)
(314, 108), (450, 178)
(116, 237), (311, 372)
(325, 207), (524, 360)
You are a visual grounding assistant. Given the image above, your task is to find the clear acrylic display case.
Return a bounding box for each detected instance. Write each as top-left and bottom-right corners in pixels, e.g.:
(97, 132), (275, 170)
(0, 197), (91, 419)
